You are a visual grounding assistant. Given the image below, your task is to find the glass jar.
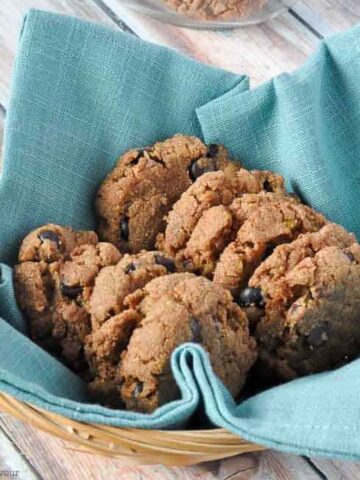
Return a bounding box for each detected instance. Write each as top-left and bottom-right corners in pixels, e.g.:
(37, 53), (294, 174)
(119, 0), (296, 29)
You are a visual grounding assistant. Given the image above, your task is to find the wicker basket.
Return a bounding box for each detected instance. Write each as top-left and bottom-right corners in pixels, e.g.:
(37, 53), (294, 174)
(0, 392), (264, 465)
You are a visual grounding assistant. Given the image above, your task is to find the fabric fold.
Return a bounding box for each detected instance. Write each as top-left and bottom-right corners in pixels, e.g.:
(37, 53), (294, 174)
(0, 264), (26, 333)
(0, 318), (201, 428)
(186, 344), (360, 461)
(0, 8), (247, 265)
(1, 8), (360, 461)
(197, 24), (360, 239)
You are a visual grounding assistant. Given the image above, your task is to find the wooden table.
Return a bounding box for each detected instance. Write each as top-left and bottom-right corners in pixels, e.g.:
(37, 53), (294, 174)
(0, 1), (360, 478)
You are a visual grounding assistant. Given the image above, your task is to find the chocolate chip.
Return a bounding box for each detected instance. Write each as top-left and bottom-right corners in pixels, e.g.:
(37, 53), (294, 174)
(133, 382), (143, 398)
(120, 217), (129, 242)
(263, 180), (272, 192)
(206, 144), (219, 158)
(344, 251), (355, 262)
(189, 158), (217, 182)
(189, 160), (205, 181)
(130, 150), (144, 165)
(190, 317), (202, 343)
(263, 245), (275, 260)
(60, 283), (83, 300)
(182, 259), (195, 270)
(38, 230), (60, 247)
(237, 287), (265, 308)
(305, 322), (330, 349)
(154, 254), (176, 272)
(125, 262), (136, 274)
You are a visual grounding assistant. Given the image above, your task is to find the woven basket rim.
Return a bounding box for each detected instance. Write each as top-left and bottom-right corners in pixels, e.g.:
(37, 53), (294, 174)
(0, 392), (265, 465)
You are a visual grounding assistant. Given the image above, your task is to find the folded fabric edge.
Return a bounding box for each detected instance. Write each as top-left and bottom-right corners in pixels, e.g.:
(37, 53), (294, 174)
(0, 329), (202, 428)
(192, 347), (360, 462)
(21, 8), (245, 85)
(0, 264), (26, 333)
(196, 21), (360, 149)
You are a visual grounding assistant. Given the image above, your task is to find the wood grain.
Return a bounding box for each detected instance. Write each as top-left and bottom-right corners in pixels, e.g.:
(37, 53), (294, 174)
(0, 0), (119, 108)
(0, 424), (39, 480)
(0, 414), (321, 480)
(309, 458), (360, 479)
(103, 0), (319, 84)
(293, 0), (360, 37)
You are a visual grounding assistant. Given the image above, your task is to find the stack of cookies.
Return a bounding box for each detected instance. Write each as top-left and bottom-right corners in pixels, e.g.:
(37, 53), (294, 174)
(14, 135), (360, 413)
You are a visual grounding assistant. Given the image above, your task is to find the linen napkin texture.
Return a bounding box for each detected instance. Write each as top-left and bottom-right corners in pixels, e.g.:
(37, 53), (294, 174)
(0, 9), (360, 460)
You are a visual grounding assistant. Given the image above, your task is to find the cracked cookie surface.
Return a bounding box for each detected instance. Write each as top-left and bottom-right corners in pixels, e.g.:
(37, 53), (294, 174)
(87, 273), (257, 412)
(89, 250), (180, 330)
(18, 223), (98, 263)
(15, 226), (121, 372)
(96, 135), (239, 253)
(157, 170), (286, 276)
(246, 224), (360, 381)
(213, 193), (327, 296)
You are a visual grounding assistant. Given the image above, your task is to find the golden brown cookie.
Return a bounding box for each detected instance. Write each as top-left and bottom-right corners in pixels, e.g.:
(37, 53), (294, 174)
(87, 273), (257, 412)
(213, 193), (326, 295)
(89, 250), (180, 331)
(163, 0), (265, 20)
(14, 227), (121, 372)
(245, 224), (360, 381)
(18, 223), (98, 263)
(157, 171), (286, 275)
(95, 135), (239, 253)
(85, 309), (141, 408)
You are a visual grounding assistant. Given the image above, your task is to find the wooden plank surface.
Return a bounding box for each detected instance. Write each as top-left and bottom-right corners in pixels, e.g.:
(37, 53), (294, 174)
(309, 458), (360, 479)
(0, 414), (321, 480)
(103, 0), (319, 84)
(0, 421), (39, 480)
(293, 0), (360, 37)
(1, 0), (359, 109)
(0, 0), (118, 108)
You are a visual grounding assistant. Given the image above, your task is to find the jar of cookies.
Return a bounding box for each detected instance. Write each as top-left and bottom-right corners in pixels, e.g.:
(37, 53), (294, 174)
(119, 0), (295, 28)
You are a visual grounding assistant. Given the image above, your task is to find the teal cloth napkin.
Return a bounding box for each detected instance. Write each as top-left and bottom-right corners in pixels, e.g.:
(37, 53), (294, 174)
(1, 9), (360, 460)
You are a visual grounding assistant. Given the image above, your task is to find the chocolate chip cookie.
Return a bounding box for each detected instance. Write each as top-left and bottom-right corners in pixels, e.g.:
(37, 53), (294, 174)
(96, 135), (239, 253)
(18, 224), (98, 263)
(213, 193), (326, 295)
(87, 273), (257, 412)
(163, 0), (266, 20)
(157, 170), (286, 275)
(245, 224), (360, 381)
(85, 309), (141, 408)
(15, 230), (121, 371)
(89, 250), (179, 331)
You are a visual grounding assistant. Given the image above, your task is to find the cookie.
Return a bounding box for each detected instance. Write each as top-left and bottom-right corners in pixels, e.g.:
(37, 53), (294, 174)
(157, 170), (286, 275)
(246, 224), (360, 381)
(213, 193), (326, 295)
(15, 238), (121, 371)
(87, 273), (257, 412)
(89, 250), (179, 330)
(163, 0), (265, 20)
(86, 309), (141, 408)
(122, 273), (257, 412)
(96, 135), (238, 253)
(18, 224), (98, 263)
